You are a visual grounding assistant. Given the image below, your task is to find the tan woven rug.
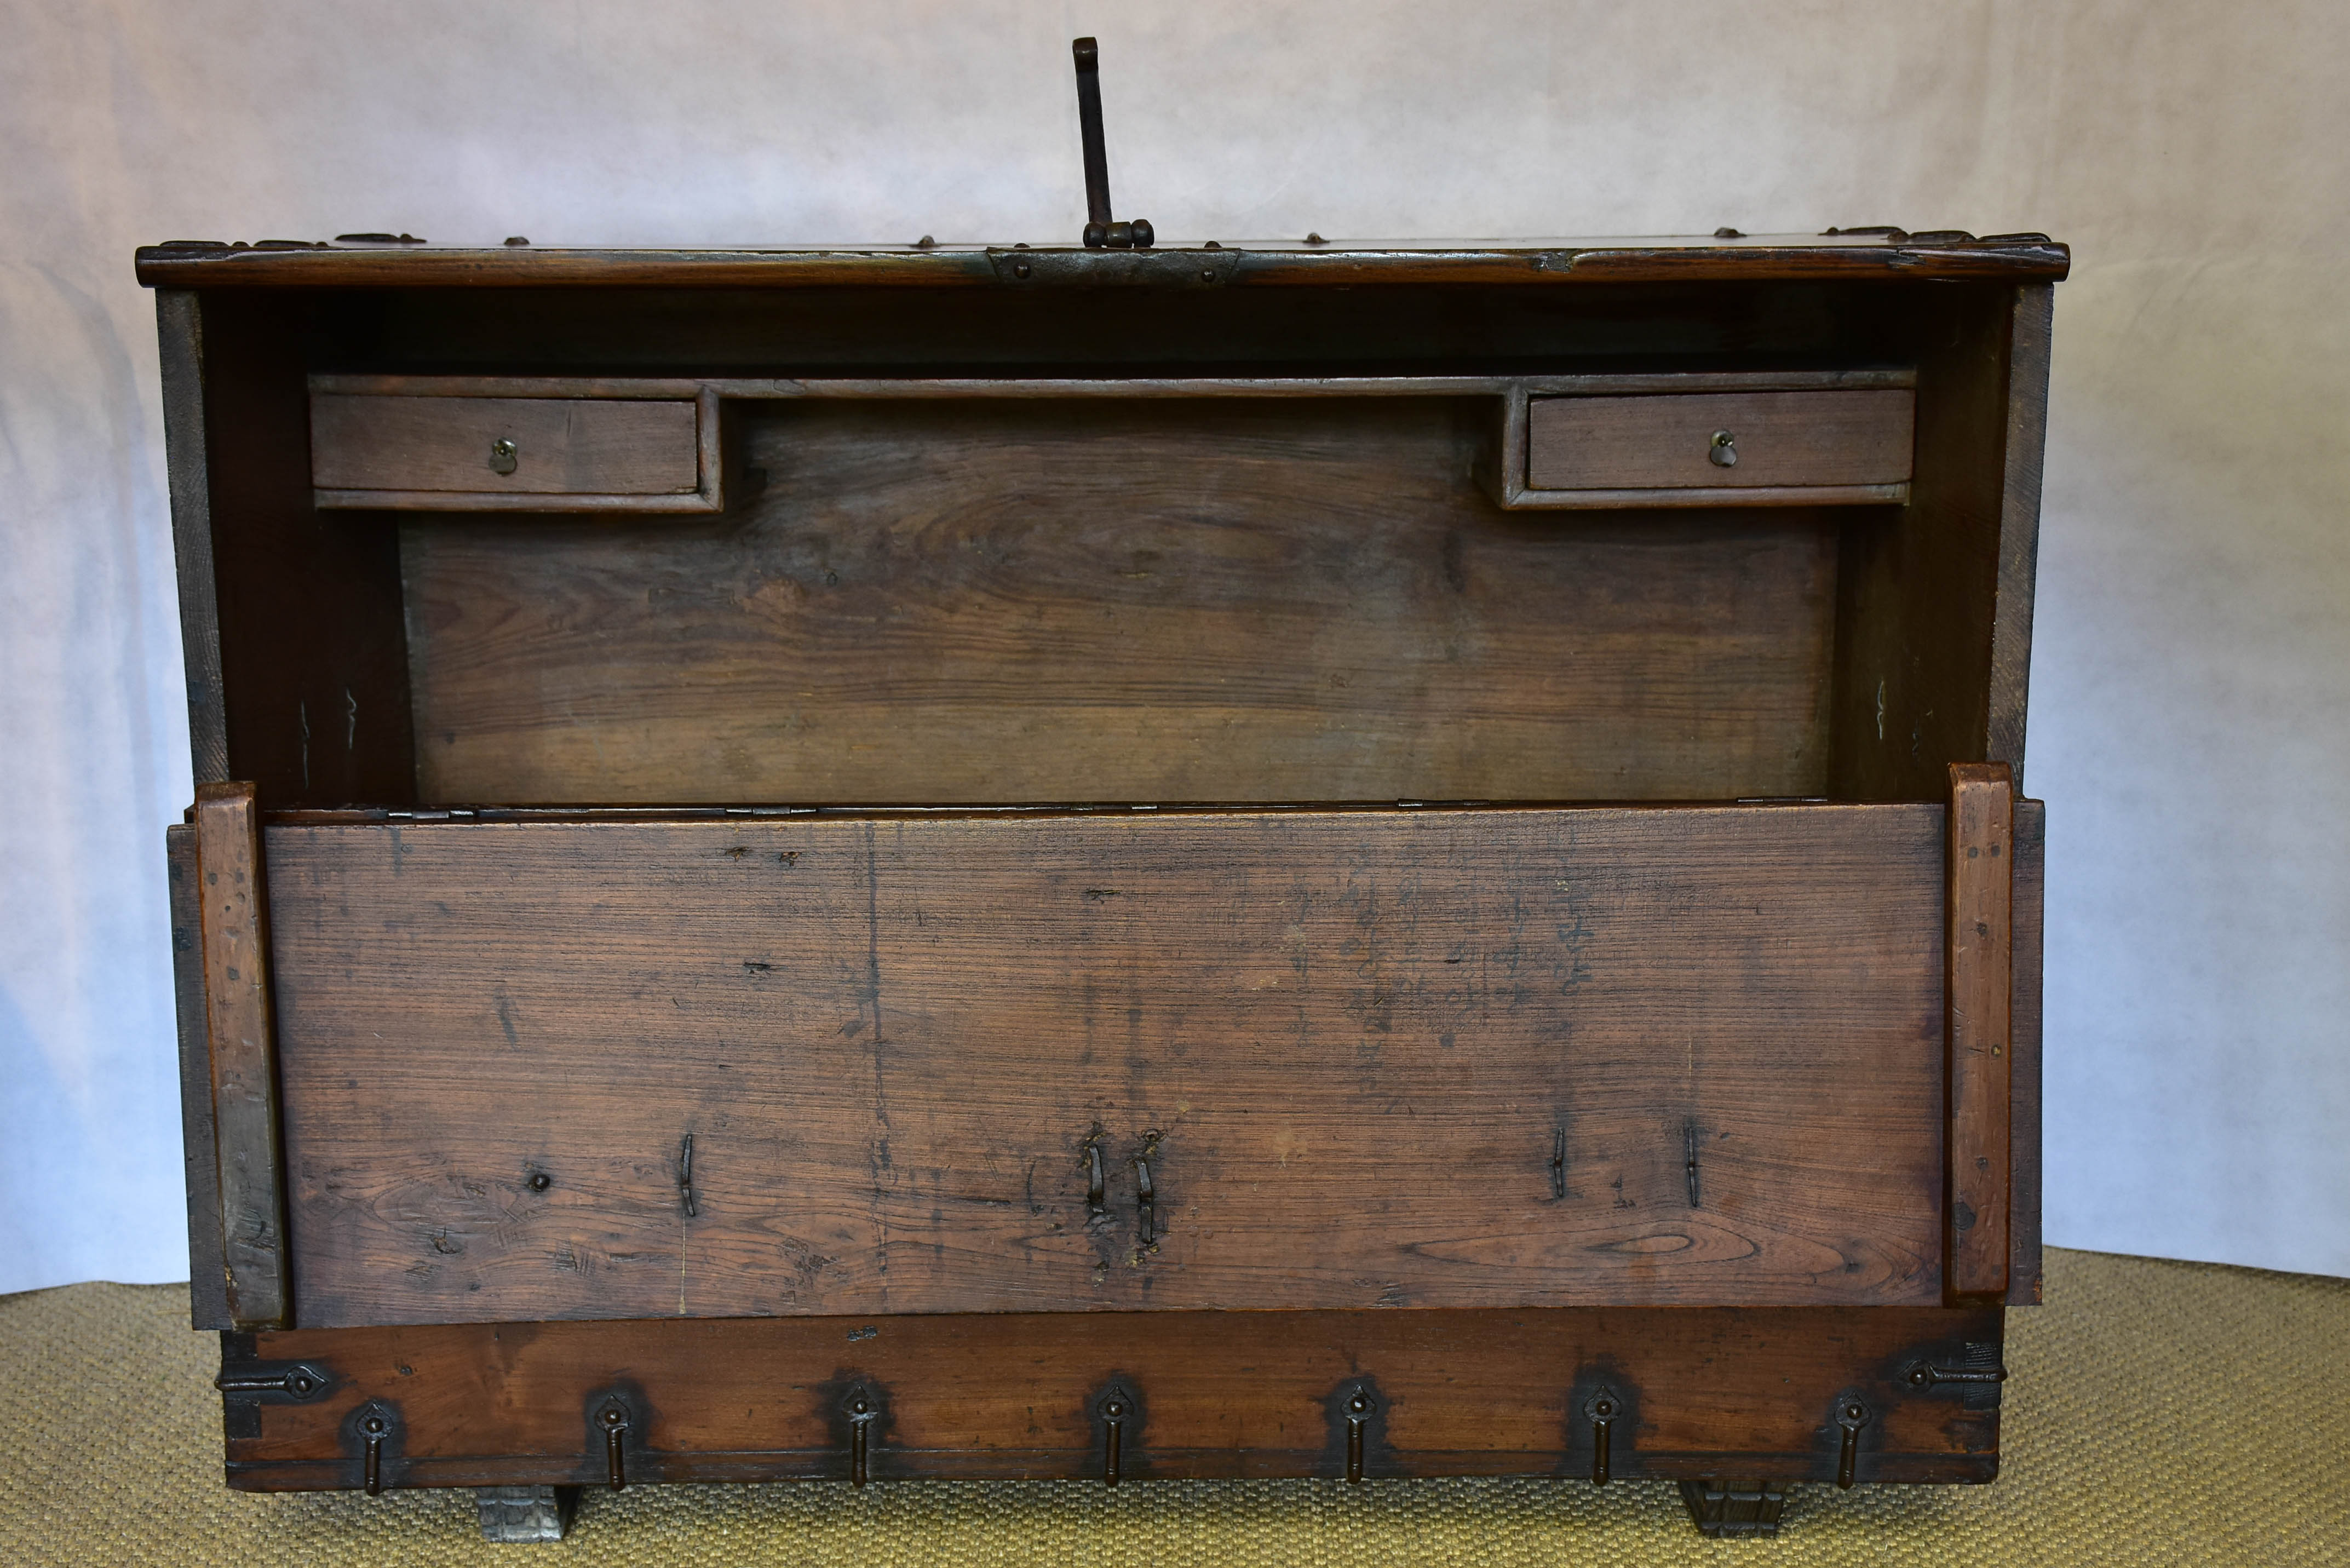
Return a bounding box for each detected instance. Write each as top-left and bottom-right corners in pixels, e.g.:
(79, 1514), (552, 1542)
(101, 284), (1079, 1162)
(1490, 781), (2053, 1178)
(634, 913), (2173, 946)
(2, 1248), (2341, 1566)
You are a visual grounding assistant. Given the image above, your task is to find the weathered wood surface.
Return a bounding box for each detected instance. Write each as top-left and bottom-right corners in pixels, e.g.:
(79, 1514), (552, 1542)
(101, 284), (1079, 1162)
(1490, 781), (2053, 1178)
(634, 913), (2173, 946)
(1946, 765), (2014, 1300)
(2008, 797), (2045, 1303)
(404, 398), (1840, 806)
(196, 783), (289, 1329)
(266, 804), (1947, 1326)
(135, 235), (2072, 291)
(311, 394), (699, 496)
(156, 291), (228, 784)
(228, 1304), (2003, 1489)
(168, 825), (232, 1330)
(1526, 390), (1914, 492)
(1987, 284), (2054, 789)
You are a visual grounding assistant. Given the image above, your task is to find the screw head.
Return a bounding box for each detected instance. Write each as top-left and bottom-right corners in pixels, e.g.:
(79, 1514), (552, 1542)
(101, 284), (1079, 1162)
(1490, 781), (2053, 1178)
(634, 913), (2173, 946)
(1104, 1399), (1125, 1418)
(360, 1413), (387, 1435)
(1348, 1392), (1372, 1414)
(528, 1172), (550, 1192)
(600, 1406), (625, 1428)
(1594, 1399), (1613, 1417)
(1013, 261), (1031, 279)
(1847, 1403), (1866, 1420)
(851, 1397), (869, 1415)
(288, 1371), (316, 1396)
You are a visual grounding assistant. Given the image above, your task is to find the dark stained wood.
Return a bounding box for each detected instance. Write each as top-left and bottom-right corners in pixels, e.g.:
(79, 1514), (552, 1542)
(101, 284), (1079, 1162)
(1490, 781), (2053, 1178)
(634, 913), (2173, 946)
(2008, 797), (2046, 1304)
(404, 398), (1841, 806)
(196, 783), (289, 1329)
(1987, 285), (2054, 788)
(266, 804), (1948, 1326)
(227, 1304), (2004, 1489)
(156, 291), (228, 785)
(196, 292), (420, 808)
(168, 824), (231, 1330)
(1826, 285), (2029, 800)
(311, 394), (699, 497)
(134, 236), (2071, 291)
(1946, 765), (2014, 1301)
(1526, 390), (1914, 492)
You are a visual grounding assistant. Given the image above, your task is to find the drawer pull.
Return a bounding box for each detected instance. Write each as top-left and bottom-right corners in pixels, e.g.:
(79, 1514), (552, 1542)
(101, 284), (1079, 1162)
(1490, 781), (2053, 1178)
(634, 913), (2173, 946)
(1101, 1392), (1129, 1486)
(1834, 1397), (1871, 1489)
(1583, 1387), (1620, 1485)
(487, 437), (519, 476)
(595, 1398), (631, 1490)
(1708, 429), (1737, 468)
(1344, 1388), (1374, 1483)
(845, 1389), (880, 1487)
(355, 1403), (394, 1496)
(1084, 1140), (1106, 1216)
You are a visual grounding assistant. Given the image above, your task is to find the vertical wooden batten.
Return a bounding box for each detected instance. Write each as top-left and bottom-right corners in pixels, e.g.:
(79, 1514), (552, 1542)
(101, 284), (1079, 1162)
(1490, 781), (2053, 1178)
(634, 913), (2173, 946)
(157, 291), (228, 785)
(1986, 284), (2054, 790)
(1945, 763), (2015, 1301)
(196, 782), (290, 1329)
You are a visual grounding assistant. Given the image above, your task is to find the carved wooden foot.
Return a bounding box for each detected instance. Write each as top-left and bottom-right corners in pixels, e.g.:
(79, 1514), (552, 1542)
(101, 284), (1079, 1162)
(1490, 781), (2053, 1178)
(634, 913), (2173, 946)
(476, 1485), (578, 1543)
(1679, 1477), (1786, 1538)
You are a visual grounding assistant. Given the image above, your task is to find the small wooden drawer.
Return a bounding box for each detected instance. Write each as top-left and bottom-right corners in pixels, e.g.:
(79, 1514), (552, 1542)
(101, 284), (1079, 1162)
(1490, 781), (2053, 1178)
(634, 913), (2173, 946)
(1524, 388), (1914, 506)
(309, 378), (721, 512)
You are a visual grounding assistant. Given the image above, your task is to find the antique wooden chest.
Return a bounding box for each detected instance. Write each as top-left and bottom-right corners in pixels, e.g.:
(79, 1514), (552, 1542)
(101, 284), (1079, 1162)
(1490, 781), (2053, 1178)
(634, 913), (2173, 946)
(142, 221), (2061, 1540)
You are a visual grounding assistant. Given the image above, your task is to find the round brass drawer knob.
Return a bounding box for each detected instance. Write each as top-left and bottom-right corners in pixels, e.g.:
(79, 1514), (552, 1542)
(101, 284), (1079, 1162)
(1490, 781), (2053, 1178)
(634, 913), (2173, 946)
(488, 438), (519, 475)
(1708, 429), (1738, 468)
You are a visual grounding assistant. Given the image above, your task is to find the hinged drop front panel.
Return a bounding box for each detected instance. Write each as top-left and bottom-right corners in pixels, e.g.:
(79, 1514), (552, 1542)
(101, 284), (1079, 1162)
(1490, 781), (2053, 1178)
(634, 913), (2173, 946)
(266, 803), (1951, 1326)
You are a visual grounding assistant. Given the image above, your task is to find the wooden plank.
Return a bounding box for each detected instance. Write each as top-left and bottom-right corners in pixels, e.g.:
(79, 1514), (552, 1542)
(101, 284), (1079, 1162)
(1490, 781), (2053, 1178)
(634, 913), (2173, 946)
(134, 236), (2072, 291)
(227, 1305), (2005, 1489)
(309, 394), (699, 496)
(312, 369), (1917, 401)
(265, 804), (1949, 1326)
(1946, 765), (2014, 1300)
(1527, 390), (1915, 491)
(155, 291), (227, 784)
(167, 824), (231, 1330)
(1987, 284), (2054, 788)
(2008, 797), (2046, 1303)
(196, 783), (289, 1329)
(403, 397), (1841, 806)
(1502, 484), (1909, 510)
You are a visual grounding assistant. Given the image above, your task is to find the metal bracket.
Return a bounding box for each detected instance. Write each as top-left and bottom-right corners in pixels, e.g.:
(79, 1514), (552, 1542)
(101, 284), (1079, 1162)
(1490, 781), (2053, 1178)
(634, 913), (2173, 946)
(477, 1486), (579, 1543)
(215, 1358), (332, 1403)
(352, 1401), (398, 1496)
(1071, 39), (1152, 249)
(844, 1384), (882, 1487)
(1904, 1341), (2010, 1411)
(593, 1395), (633, 1491)
(1834, 1394), (1873, 1489)
(1581, 1386), (1622, 1485)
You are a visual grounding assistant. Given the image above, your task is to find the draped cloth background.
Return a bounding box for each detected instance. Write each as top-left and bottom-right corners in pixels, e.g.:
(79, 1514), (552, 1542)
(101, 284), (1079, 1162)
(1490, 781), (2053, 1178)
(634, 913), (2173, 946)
(3, 0), (2344, 1292)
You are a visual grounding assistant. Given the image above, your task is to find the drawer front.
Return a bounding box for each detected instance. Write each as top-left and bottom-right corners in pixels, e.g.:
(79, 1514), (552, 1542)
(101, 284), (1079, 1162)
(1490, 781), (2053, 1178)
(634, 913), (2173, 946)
(310, 393), (700, 497)
(262, 805), (1952, 1327)
(1526, 389), (1914, 492)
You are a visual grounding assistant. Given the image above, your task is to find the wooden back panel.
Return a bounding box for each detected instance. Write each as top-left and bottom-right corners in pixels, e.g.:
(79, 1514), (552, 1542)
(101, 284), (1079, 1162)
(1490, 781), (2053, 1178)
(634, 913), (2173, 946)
(266, 803), (1946, 1326)
(403, 398), (1840, 806)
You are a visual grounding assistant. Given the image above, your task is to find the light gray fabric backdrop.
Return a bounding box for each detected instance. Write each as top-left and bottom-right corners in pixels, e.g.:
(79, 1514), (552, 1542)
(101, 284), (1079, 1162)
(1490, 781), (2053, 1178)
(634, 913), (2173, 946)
(3, 0), (2344, 1293)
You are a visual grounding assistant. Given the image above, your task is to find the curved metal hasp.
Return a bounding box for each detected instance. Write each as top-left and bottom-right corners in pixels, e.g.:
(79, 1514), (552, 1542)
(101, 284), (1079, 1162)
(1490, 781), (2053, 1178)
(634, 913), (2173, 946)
(1072, 38), (1153, 249)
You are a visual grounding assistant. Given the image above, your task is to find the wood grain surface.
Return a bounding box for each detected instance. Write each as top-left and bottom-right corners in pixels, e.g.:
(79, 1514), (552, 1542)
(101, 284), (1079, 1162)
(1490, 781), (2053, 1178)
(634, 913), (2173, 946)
(1946, 765), (2014, 1300)
(403, 398), (1840, 806)
(196, 783), (289, 1329)
(133, 236), (2072, 291)
(310, 394), (699, 495)
(1526, 390), (1914, 491)
(227, 1304), (2004, 1489)
(265, 804), (1949, 1326)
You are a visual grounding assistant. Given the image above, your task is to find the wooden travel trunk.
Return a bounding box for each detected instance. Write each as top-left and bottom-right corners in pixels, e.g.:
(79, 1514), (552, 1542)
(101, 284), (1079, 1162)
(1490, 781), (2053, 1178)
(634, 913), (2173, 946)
(142, 226), (2061, 1538)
